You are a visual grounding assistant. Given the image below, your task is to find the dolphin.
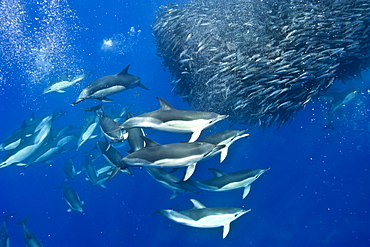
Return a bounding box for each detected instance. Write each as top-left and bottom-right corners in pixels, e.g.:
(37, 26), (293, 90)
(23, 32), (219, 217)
(145, 167), (199, 199)
(155, 199), (250, 238)
(42, 71), (91, 94)
(189, 168), (269, 199)
(0, 117), (53, 168)
(72, 65), (148, 105)
(76, 112), (98, 150)
(120, 136), (223, 181)
(323, 88), (358, 130)
(126, 112), (146, 153)
(82, 104), (128, 143)
(97, 142), (132, 178)
(82, 154), (110, 188)
(117, 97), (228, 142)
(56, 183), (84, 214)
(20, 128), (76, 167)
(0, 112), (60, 151)
(200, 129), (249, 162)
(16, 216), (43, 247)
(64, 158), (80, 180)
(0, 214), (13, 247)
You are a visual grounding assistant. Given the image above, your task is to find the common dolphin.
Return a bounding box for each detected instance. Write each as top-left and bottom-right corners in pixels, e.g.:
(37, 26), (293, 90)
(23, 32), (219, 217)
(76, 112), (98, 150)
(82, 104), (128, 143)
(117, 97), (228, 142)
(0, 214), (13, 247)
(64, 158), (80, 180)
(72, 65), (148, 105)
(0, 118), (53, 168)
(82, 154), (110, 188)
(155, 199), (250, 238)
(145, 167), (198, 199)
(97, 142), (132, 178)
(16, 216), (43, 247)
(323, 88), (358, 129)
(126, 112), (146, 153)
(56, 183), (84, 214)
(200, 129), (249, 162)
(120, 136), (223, 181)
(20, 128), (76, 167)
(189, 168), (269, 199)
(42, 71), (91, 94)
(0, 112), (60, 151)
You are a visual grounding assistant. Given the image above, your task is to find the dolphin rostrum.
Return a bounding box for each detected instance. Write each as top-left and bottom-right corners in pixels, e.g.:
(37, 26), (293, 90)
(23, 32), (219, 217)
(117, 97), (228, 142)
(72, 64), (148, 105)
(155, 199), (250, 238)
(120, 136), (223, 181)
(189, 168), (270, 199)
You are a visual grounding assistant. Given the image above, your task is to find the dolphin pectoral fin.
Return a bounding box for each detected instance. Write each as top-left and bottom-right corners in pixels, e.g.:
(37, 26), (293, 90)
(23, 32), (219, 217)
(220, 147), (229, 163)
(67, 209), (72, 212)
(189, 131), (201, 143)
(16, 163), (28, 166)
(242, 185), (251, 199)
(139, 83), (150, 90)
(183, 163), (196, 181)
(223, 223), (230, 239)
(98, 97), (114, 102)
(57, 90), (66, 93)
(170, 192), (178, 200)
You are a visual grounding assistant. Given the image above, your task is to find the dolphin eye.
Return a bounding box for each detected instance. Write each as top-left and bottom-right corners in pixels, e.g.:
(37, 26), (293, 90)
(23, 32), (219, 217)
(234, 213), (239, 217)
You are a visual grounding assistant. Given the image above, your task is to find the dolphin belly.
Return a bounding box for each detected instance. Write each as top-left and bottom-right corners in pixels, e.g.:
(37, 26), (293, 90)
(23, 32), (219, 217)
(89, 85), (127, 98)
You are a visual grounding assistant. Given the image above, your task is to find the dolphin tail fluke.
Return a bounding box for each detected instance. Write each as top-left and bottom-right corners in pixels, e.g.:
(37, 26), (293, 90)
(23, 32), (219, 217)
(16, 216), (30, 225)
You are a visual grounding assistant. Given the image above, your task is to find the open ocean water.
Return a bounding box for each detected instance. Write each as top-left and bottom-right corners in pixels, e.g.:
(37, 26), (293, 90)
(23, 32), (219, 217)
(0, 0), (369, 246)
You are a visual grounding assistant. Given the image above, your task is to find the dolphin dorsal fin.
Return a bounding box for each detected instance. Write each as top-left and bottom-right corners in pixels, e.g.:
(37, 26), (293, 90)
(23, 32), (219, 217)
(208, 168), (225, 177)
(156, 97), (175, 110)
(190, 199), (206, 209)
(117, 64), (130, 76)
(141, 136), (161, 147)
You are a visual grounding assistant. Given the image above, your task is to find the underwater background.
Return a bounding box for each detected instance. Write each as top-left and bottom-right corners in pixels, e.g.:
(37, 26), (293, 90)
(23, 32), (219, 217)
(0, 0), (369, 246)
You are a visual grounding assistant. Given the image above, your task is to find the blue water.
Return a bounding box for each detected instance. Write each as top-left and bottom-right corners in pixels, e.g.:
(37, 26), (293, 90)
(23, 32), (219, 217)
(0, 0), (369, 246)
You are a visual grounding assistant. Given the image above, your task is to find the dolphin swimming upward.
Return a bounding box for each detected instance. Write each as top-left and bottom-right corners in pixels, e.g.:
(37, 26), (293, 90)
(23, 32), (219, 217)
(72, 64), (148, 105)
(117, 97), (228, 142)
(155, 199), (250, 239)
